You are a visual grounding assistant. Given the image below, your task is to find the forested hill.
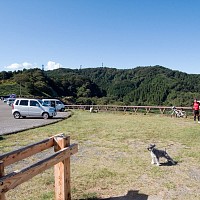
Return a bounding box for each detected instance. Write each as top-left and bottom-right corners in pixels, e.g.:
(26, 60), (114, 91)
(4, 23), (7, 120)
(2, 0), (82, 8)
(1, 66), (200, 106)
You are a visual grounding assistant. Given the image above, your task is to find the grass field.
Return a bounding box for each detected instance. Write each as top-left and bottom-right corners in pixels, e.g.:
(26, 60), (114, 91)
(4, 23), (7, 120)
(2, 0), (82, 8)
(1, 110), (200, 200)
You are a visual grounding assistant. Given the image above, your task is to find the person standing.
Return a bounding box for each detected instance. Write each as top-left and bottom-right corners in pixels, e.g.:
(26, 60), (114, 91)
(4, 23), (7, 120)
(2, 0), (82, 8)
(193, 99), (200, 123)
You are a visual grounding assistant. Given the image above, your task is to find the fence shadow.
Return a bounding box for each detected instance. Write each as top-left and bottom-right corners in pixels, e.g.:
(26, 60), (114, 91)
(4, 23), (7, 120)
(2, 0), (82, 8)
(82, 190), (148, 200)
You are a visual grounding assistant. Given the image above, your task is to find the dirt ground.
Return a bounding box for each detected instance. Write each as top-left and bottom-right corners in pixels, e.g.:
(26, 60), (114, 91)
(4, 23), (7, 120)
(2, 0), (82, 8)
(72, 139), (200, 200)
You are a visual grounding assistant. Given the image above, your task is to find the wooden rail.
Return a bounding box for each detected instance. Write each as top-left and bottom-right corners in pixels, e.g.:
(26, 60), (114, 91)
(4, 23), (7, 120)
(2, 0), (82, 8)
(0, 134), (78, 200)
(65, 105), (192, 114)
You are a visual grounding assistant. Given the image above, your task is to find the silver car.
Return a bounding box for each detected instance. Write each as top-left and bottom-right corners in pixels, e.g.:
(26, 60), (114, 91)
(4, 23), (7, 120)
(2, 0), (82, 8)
(42, 99), (65, 112)
(12, 98), (57, 119)
(7, 98), (16, 106)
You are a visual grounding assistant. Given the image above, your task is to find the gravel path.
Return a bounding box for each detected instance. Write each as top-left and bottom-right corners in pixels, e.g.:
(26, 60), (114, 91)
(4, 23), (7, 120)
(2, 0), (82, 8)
(0, 100), (70, 136)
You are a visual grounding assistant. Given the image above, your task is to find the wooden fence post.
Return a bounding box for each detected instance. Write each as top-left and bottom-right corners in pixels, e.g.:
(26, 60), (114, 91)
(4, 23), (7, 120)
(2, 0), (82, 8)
(0, 161), (5, 200)
(54, 135), (71, 200)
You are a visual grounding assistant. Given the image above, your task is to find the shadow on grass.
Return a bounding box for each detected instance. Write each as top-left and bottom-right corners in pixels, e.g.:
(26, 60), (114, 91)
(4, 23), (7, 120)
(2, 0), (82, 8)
(160, 160), (178, 166)
(0, 136), (4, 140)
(81, 190), (148, 200)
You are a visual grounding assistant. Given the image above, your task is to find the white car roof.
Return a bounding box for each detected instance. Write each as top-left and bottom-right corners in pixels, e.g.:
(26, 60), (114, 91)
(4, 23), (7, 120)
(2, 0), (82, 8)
(42, 99), (61, 101)
(15, 98), (40, 101)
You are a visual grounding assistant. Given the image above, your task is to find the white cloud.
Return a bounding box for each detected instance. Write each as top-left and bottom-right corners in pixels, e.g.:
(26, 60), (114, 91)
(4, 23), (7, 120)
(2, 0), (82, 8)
(5, 62), (36, 71)
(46, 61), (62, 70)
(22, 62), (33, 68)
(6, 63), (21, 70)
(4, 61), (63, 71)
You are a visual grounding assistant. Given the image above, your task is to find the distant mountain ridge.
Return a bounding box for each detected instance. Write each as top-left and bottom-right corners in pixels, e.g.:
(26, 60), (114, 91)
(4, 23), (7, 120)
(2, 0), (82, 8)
(0, 65), (200, 106)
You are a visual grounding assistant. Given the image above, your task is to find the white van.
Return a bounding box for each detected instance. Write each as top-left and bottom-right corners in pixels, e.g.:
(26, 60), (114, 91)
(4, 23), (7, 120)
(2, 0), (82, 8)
(12, 98), (57, 119)
(42, 99), (65, 112)
(7, 98), (16, 106)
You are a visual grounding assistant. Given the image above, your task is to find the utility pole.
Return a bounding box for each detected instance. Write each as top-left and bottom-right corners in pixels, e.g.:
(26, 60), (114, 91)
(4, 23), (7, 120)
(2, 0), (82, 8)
(20, 82), (22, 97)
(2, 72), (5, 83)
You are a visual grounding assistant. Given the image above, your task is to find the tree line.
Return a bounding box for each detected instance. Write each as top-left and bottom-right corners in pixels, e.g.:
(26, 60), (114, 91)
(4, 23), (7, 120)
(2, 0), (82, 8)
(0, 65), (200, 106)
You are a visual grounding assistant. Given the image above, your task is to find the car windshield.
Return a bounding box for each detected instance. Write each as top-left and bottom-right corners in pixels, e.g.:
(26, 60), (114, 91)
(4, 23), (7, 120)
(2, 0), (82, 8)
(38, 99), (49, 107)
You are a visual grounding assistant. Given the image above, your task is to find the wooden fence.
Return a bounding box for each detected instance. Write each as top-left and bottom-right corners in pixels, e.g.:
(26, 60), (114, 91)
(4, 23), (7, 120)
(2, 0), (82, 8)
(0, 134), (78, 200)
(65, 105), (192, 115)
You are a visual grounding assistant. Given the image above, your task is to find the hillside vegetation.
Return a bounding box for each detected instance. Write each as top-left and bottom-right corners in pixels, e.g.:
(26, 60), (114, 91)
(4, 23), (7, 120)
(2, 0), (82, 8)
(0, 66), (200, 106)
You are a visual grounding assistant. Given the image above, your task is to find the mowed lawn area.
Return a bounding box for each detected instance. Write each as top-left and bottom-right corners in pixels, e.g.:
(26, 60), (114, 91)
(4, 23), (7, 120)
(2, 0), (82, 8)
(1, 110), (200, 200)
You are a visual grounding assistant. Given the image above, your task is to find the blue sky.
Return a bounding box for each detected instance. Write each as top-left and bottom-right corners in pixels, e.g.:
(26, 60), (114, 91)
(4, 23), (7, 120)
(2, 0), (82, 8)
(0, 0), (200, 74)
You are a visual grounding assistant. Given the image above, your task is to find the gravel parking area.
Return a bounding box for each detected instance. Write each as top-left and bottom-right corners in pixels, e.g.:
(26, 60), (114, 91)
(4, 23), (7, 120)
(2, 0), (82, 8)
(0, 100), (70, 136)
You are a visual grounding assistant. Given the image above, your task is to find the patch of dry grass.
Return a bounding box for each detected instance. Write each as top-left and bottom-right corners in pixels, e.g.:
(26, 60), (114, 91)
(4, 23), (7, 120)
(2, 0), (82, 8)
(1, 110), (200, 199)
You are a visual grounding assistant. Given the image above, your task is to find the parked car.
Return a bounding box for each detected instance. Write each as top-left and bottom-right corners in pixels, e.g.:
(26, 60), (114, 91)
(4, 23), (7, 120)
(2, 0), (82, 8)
(7, 98), (16, 106)
(9, 94), (16, 98)
(12, 98), (57, 119)
(42, 99), (65, 112)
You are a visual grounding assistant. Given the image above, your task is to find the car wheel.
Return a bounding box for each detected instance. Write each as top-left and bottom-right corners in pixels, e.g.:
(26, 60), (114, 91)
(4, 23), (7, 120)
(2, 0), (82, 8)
(42, 112), (49, 119)
(13, 112), (21, 119)
(60, 108), (65, 112)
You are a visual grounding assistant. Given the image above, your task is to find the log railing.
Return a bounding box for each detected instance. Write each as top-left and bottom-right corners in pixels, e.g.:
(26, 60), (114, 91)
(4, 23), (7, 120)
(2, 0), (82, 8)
(0, 134), (78, 200)
(65, 105), (192, 114)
